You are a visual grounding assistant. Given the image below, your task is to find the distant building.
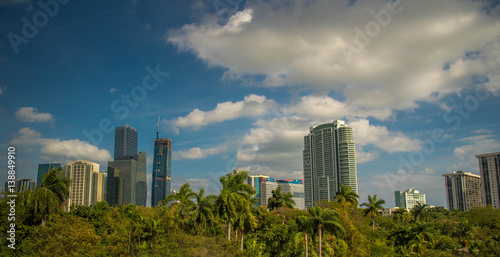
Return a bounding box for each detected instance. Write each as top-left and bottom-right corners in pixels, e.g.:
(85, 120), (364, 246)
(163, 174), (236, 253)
(226, 169), (244, 178)
(151, 135), (172, 207)
(247, 175), (270, 206)
(64, 160), (104, 211)
(395, 189), (426, 210)
(107, 152), (147, 206)
(443, 171), (482, 211)
(379, 207), (400, 217)
(37, 163), (61, 187)
(476, 152), (500, 209)
(114, 124), (138, 160)
(260, 178), (305, 210)
(4, 179), (36, 193)
(303, 120), (358, 209)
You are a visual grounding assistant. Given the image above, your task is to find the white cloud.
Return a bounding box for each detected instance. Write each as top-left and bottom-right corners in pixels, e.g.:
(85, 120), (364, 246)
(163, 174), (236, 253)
(168, 0), (500, 111)
(452, 134), (500, 171)
(109, 88), (118, 94)
(0, 86), (6, 95)
(167, 94), (277, 132)
(349, 119), (421, 153)
(15, 107), (54, 123)
(285, 94), (393, 120)
(10, 127), (112, 164)
(173, 144), (227, 160)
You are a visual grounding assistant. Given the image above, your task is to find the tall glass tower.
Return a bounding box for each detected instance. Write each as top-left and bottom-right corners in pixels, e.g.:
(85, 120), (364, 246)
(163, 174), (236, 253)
(303, 120), (357, 209)
(114, 124), (138, 160)
(151, 118), (172, 207)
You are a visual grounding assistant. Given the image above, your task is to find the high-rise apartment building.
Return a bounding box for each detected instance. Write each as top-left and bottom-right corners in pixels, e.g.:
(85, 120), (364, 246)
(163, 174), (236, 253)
(64, 160), (104, 211)
(395, 189), (426, 210)
(476, 152), (500, 209)
(114, 124), (138, 160)
(443, 171), (483, 211)
(37, 163), (61, 187)
(107, 152), (147, 206)
(303, 120), (357, 209)
(151, 122), (172, 206)
(248, 175), (270, 206)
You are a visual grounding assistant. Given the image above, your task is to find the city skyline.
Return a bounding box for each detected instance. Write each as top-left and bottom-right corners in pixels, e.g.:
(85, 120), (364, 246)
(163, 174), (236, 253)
(1, 0), (500, 208)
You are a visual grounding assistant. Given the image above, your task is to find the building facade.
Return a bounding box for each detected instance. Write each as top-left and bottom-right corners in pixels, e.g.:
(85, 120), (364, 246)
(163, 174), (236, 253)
(107, 152), (147, 206)
(114, 124), (138, 160)
(247, 175), (270, 206)
(151, 137), (172, 207)
(303, 120), (357, 209)
(395, 189), (426, 210)
(259, 179), (305, 210)
(4, 179), (36, 193)
(37, 163), (61, 187)
(443, 171), (483, 211)
(476, 152), (500, 209)
(64, 160), (104, 211)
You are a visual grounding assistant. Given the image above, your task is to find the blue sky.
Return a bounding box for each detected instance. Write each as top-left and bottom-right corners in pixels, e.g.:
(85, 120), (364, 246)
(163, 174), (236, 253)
(1, 0), (499, 207)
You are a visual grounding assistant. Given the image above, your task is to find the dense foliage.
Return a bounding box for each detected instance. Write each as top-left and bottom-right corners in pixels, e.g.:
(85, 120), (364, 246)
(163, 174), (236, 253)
(1, 170), (500, 256)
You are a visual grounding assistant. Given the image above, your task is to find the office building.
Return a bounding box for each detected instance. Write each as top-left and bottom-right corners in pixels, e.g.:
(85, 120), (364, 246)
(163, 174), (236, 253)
(4, 179), (36, 193)
(107, 152), (147, 206)
(151, 122), (172, 206)
(37, 163), (61, 187)
(248, 175), (270, 206)
(260, 178), (305, 210)
(303, 120), (358, 209)
(443, 171), (483, 211)
(114, 124), (138, 160)
(64, 160), (104, 211)
(395, 189), (426, 210)
(476, 152), (500, 209)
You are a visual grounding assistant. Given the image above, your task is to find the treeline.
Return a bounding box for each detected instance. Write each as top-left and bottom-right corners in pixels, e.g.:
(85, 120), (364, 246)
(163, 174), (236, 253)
(1, 169), (500, 256)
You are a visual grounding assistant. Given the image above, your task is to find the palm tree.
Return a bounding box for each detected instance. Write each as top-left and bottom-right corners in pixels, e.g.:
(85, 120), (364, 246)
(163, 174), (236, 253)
(309, 207), (345, 257)
(267, 185), (295, 210)
(32, 167), (70, 226)
(411, 202), (429, 222)
(360, 195), (386, 230)
(409, 233), (434, 256)
(216, 171), (254, 241)
(295, 216), (314, 257)
(334, 184), (359, 206)
(233, 211), (257, 251)
(164, 183), (196, 224)
(41, 167), (70, 211)
(191, 187), (217, 234)
(393, 207), (410, 226)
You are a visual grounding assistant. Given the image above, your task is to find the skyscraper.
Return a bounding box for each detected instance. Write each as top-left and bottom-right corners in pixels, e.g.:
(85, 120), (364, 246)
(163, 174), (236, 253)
(259, 179), (305, 210)
(64, 160), (104, 211)
(114, 124), (138, 160)
(107, 152), (147, 206)
(395, 189), (426, 210)
(443, 171), (483, 211)
(4, 179), (36, 193)
(476, 152), (500, 209)
(151, 119), (172, 207)
(37, 163), (61, 187)
(303, 120), (357, 209)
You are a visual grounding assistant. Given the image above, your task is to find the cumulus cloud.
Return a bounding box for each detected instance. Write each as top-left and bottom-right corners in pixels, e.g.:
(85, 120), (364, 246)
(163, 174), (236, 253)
(173, 144), (227, 160)
(168, 0), (500, 111)
(167, 94), (277, 132)
(452, 133), (500, 171)
(15, 107), (54, 123)
(10, 127), (112, 163)
(349, 119), (421, 153)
